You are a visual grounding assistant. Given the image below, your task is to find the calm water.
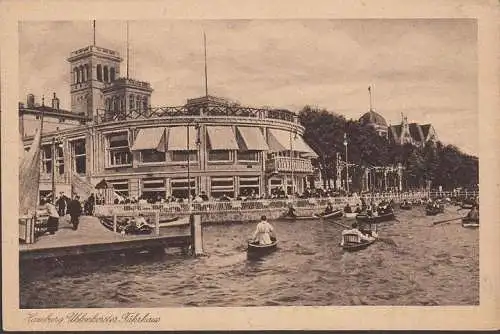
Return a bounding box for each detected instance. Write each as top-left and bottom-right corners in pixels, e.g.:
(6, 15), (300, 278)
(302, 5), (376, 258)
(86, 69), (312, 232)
(20, 206), (479, 308)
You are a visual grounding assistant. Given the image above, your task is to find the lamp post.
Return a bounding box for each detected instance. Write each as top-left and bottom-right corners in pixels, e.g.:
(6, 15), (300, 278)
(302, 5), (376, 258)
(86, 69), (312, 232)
(186, 120), (200, 209)
(51, 135), (63, 204)
(289, 127), (298, 197)
(343, 133), (349, 195)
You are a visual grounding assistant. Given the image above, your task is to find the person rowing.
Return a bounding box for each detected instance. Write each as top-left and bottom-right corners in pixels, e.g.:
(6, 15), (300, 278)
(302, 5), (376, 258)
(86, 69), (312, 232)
(340, 222), (376, 246)
(250, 215), (276, 245)
(285, 204), (297, 218)
(344, 203), (352, 214)
(322, 202), (334, 216)
(467, 205), (479, 220)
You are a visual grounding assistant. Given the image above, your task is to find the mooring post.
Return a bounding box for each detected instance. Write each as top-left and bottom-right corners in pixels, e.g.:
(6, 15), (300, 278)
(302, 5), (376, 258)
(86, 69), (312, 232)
(155, 210), (160, 236)
(190, 214), (203, 256)
(113, 214), (117, 233)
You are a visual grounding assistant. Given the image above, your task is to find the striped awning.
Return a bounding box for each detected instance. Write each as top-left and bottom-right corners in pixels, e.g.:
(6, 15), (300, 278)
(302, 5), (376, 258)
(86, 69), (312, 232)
(207, 126), (239, 150)
(130, 128), (166, 151)
(268, 128), (318, 157)
(167, 126), (199, 151)
(293, 135), (319, 158)
(236, 127), (269, 151)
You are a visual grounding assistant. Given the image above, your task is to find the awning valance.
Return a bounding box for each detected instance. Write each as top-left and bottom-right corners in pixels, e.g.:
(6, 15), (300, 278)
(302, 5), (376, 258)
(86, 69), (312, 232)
(167, 126), (199, 151)
(207, 126), (239, 150)
(236, 127), (269, 151)
(267, 128), (318, 158)
(130, 127), (166, 151)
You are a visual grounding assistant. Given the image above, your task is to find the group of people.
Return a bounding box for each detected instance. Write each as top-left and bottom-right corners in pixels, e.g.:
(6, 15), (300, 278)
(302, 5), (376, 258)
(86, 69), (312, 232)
(41, 192), (84, 235)
(119, 214), (153, 235)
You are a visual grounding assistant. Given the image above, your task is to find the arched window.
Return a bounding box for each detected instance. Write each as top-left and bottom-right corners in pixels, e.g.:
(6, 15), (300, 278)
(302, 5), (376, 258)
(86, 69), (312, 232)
(136, 96), (141, 112)
(85, 64), (90, 82)
(105, 98), (111, 111)
(143, 96), (148, 112)
(79, 65), (85, 82)
(110, 67), (115, 82)
(113, 97), (119, 112)
(97, 64), (102, 82)
(103, 66), (109, 82)
(120, 97), (125, 111)
(129, 94), (134, 111)
(74, 68), (79, 84)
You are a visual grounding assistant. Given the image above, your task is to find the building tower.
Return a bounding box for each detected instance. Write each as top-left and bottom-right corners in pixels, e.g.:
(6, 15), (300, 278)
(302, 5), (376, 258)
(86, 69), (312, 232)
(67, 45), (123, 118)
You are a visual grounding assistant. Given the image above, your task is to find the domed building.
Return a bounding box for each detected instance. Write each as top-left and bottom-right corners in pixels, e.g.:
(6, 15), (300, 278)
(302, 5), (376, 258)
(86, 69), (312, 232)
(358, 109), (389, 138)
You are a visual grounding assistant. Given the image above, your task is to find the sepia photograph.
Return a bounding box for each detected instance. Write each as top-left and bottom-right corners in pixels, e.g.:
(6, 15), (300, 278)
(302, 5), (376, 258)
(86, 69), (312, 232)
(3, 0), (499, 331)
(18, 18), (480, 308)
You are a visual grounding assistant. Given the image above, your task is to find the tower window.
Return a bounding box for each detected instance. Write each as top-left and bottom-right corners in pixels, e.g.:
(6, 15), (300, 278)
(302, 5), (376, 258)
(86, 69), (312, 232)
(136, 97), (141, 112)
(129, 95), (134, 111)
(110, 67), (116, 82)
(143, 97), (148, 112)
(105, 98), (111, 111)
(103, 66), (109, 82)
(97, 64), (102, 82)
(74, 68), (79, 84)
(85, 64), (90, 82)
(79, 65), (85, 82)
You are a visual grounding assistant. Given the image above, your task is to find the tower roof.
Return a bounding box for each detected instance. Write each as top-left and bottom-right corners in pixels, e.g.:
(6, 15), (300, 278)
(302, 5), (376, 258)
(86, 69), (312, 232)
(359, 109), (388, 127)
(67, 45), (123, 63)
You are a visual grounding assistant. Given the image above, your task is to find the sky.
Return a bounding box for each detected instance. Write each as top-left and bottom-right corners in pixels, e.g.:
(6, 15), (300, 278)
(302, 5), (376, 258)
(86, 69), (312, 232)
(19, 19), (478, 155)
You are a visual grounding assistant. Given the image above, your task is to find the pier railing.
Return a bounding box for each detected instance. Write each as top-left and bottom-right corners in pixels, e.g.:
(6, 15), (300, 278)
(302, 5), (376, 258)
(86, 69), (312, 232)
(94, 191), (444, 216)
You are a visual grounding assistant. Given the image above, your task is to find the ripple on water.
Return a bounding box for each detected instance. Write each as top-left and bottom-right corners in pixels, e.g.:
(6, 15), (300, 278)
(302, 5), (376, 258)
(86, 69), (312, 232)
(20, 208), (479, 307)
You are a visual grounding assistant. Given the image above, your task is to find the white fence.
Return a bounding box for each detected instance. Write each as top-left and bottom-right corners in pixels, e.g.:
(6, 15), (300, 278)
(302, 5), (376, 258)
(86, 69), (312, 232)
(93, 191), (459, 216)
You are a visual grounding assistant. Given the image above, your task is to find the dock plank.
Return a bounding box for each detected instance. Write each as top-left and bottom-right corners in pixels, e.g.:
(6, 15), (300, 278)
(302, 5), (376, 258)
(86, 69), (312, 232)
(19, 216), (192, 260)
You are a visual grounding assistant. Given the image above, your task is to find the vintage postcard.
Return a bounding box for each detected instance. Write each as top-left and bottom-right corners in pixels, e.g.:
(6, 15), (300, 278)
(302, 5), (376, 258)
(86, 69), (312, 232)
(2, 0), (499, 331)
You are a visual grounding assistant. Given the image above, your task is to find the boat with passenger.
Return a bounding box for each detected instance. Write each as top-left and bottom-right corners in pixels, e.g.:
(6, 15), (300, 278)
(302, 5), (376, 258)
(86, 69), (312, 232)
(247, 237), (278, 259)
(340, 222), (378, 252)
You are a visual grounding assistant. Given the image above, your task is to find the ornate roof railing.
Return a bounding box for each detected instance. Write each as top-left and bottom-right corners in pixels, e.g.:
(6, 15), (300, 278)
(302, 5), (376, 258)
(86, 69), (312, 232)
(95, 103), (298, 125)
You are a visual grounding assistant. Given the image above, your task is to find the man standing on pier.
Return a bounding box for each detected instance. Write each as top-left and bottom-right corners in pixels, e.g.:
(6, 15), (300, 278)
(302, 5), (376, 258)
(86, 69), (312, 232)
(68, 195), (82, 230)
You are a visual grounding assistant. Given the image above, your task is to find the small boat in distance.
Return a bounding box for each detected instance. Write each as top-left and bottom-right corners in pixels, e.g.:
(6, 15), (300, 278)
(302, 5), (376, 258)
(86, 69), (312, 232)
(400, 202), (412, 210)
(462, 217), (479, 228)
(280, 214), (315, 221)
(355, 211), (395, 224)
(312, 209), (343, 220)
(247, 237), (278, 259)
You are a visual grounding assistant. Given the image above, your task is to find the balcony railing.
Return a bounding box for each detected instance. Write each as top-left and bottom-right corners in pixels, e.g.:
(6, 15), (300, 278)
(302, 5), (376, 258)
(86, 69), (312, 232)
(266, 156), (314, 174)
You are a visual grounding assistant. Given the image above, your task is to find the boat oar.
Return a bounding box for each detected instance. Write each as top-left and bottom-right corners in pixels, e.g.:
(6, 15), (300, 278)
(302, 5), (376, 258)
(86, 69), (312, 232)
(432, 217), (463, 226)
(329, 220), (350, 229)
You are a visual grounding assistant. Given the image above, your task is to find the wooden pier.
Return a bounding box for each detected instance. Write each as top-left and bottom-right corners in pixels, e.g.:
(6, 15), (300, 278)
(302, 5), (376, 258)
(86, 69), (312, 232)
(19, 215), (202, 261)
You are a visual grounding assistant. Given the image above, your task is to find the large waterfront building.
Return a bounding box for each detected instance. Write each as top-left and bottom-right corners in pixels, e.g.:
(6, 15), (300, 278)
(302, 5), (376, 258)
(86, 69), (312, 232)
(20, 42), (318, 202)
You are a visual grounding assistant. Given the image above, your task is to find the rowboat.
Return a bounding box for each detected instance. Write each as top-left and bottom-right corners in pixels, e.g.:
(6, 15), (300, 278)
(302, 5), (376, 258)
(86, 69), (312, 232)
(400, 203), (412, 210)
(340, 230), (378, 252)
(312, 209), (343, 219)
(355, 211), (395, 224)
(344, 212), (359, 219)
(247, 238), (278, 259)
(462, 217), (479, 228)
(342, 238), (376, 252)
(426, 205), (444, 216)
(280, 215), (315, 221)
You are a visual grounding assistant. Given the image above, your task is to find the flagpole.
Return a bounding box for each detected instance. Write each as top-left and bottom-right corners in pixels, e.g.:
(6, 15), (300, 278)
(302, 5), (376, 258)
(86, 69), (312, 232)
(126, 21), (130, 79)
(204, 32), (208, 97)
(93, 20), (96, 46)
(368, 85), (373, 111)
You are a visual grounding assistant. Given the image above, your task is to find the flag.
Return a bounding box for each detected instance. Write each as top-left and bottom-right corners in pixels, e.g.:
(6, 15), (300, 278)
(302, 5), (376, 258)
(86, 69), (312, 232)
(19, 128), (42, 217)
